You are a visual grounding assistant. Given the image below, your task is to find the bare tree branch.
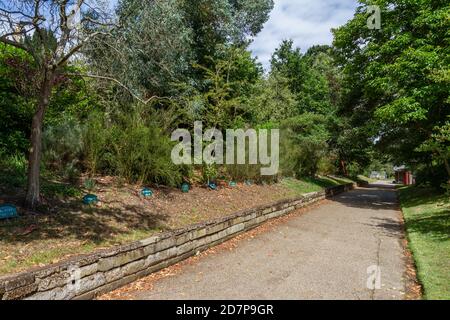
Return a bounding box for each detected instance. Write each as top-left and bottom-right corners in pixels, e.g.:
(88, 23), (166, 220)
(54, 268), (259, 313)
(55, 30), (110, 67)
(65, 72), (171, 105)
(0, 8), (34, 20)
(0, 36), (30, 52)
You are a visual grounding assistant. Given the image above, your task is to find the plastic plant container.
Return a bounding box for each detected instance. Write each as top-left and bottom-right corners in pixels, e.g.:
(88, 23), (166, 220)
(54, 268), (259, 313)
(141, 188), (153, 197)
(208, 182), (217, 190)
(83, 194), (98, 205)
(181, 183), (190, 193)
(0, 204), (18, 220)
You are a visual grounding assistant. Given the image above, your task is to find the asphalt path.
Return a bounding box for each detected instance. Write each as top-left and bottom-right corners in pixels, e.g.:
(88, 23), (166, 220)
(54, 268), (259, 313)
(122, 182), (407, 300)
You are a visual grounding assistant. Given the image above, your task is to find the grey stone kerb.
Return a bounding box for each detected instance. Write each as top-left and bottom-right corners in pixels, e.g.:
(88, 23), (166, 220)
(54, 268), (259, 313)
(0, 183), (355, 300)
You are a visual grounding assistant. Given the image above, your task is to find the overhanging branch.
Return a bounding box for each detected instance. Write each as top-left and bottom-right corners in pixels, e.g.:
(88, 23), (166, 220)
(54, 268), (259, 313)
(65, 72), (170, 105)
(0, 36), (30, 53)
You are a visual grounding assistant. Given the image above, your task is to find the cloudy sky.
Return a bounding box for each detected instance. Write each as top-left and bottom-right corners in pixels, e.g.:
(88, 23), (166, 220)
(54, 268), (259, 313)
(250, 0), (359, 69)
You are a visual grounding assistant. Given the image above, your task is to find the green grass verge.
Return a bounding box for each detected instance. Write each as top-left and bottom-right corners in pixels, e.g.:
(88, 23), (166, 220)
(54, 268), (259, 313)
(356, 175), (377, 183)
(282, 175), (354, 195)
(399, 186), (450, 300)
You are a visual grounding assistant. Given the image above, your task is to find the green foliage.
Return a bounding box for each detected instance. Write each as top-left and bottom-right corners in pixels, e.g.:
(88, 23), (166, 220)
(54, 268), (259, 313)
(46, 69), (101, 126)
(112, 119), (182, 186)
(202, 164), (218, 184)
(0, 153), (27, 189)
(224, 134), (264, 182)
(414, 163), (448, 191)
(346, 162), (364, 178)
(0, 0), (365, 201)
(333, 0), (450, 180)
(399, 186), (450, 300)
(24, 29), (58, 67)
(0, 45), (34, 154)
(417, 119), (450, 187)
(271, 40), (307, 95)
(0, 42), (99, 157)
(270, 41), (339, 115)
(249, 72), (297, 123)
(99, 0), (194, 99)
(257, 40), (346, 178)
(0, 151), (80, 198)
(41, 182), (81, 198)
(83, 107), (186, 187)
(317, 155), (339, 176)
(43, 117), (84, 183)
(178, 46), (263, 128)
(280, 113), (330, 177)
(363, 158), (395, 179)
(180, 0), (274, 67)
(225, 163), (262, 182)
(93, 0), (272, 101)
(190, 59), (245, 128)
(282, 175), (354, 194)
(83, 178), (96, 191)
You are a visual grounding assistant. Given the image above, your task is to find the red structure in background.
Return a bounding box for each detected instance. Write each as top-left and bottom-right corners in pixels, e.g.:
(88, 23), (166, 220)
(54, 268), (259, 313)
(394, 166), (415, 185)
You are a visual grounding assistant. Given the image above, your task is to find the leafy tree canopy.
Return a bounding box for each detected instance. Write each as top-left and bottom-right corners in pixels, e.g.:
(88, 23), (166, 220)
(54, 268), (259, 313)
(333, 0), (450, 179)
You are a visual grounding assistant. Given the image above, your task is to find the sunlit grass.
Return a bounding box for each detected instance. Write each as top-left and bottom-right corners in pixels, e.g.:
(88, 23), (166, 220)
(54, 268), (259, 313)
(399, 186), (450, 300)
(281, 175), (354, 195)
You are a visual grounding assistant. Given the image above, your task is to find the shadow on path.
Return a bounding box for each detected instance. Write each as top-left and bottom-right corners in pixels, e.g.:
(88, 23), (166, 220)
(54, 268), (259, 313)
(332, 182), (399, 211)
(330, 182), (403, 239)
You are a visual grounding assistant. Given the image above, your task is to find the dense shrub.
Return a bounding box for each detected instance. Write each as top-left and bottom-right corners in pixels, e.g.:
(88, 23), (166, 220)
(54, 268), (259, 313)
(43, 117), (84, 182)
(0, 152), (28, 188)
(280, 113), (330, 177)
(414, 164), (448, 191)
(0, 45), (34, 154)
(83, 108), (187, 187)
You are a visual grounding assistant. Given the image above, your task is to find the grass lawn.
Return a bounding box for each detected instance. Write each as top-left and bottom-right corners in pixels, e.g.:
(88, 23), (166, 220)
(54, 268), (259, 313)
(399, 186), (450, 300)
(281, 175), (355, 194)
(0, 175), (355, 276)
(356, 175), (378, 184)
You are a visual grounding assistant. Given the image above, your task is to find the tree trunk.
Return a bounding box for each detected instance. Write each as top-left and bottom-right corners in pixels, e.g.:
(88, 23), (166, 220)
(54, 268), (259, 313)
(444, 158), (450, 186)
(340, 159), (348, 176)
(25, 71), (53, 209)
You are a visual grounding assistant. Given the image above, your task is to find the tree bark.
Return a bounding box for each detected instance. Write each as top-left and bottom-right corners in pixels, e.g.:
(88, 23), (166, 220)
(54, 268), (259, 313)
(340, 159), (348, 176)
(25, 71), (53, 209)
(444, 158), (450, 186)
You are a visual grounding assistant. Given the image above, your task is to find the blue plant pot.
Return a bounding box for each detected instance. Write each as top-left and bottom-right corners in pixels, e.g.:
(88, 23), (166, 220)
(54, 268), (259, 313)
(83, 194), (98, 205)
(229, 181), (237, 187)
(181, 183), (190, 193)
(141, 188), (153, 197)
(208, 182), (217, 190)
(0, 204), (18, 220)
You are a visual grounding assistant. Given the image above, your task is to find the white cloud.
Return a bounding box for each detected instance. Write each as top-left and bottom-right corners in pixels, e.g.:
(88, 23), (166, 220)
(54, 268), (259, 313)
(250, 0), (359, 70)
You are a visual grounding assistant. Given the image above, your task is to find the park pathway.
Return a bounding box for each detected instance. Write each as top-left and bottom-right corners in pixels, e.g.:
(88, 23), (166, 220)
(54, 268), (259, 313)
(113, 182), (408, 300)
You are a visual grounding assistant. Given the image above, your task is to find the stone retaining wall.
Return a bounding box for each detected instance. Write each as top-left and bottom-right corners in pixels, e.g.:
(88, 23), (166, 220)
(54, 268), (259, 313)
(0, 183), (355, 300)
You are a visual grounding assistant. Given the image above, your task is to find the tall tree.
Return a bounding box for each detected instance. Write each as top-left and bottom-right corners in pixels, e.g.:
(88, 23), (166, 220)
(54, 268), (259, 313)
(88, 0), (194, 100)
(333, 0), (450, 182)
(270, 40), (307, 96)
(249, 72), (297, 124)
(181, 0), (274, 67)
(0, 0), (116, 208)
(91, 0), (274, 102)
(271, 41), (341, 115)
